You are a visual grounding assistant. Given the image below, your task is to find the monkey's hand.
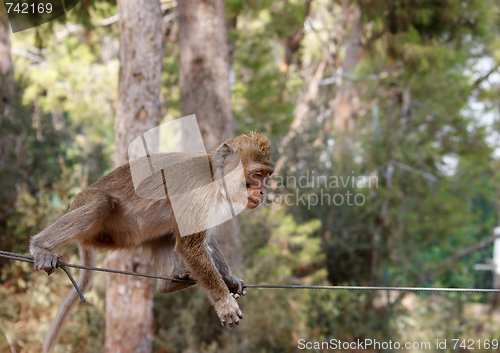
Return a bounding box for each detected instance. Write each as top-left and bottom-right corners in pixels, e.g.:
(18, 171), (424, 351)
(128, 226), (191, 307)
(225, 275), (246, 300)
(213, 295), (242, 327)
(30, 247), (61, 275)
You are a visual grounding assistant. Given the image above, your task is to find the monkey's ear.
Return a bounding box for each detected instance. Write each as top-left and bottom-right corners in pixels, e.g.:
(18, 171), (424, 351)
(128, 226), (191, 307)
(213, 142), (236, 168)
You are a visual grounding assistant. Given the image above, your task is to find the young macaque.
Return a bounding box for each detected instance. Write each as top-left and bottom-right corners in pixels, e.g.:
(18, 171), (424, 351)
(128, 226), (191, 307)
(30, 132), (274, 353)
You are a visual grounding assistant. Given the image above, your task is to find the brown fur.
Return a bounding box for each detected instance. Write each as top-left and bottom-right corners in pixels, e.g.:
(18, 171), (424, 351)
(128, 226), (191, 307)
(30, 133), (274, 353)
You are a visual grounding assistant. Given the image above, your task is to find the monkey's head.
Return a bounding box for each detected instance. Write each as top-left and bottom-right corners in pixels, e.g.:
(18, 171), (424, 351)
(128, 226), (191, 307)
(212, 132), (274, 209)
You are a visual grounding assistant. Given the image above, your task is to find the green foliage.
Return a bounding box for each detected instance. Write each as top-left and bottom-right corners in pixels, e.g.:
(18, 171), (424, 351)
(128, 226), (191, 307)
(230, 0), (306, 136)
(0, 7), (115, 351)
(0, 253), (105, 353)
(0, 0), (499, 351)
(153, 208), (320, 353)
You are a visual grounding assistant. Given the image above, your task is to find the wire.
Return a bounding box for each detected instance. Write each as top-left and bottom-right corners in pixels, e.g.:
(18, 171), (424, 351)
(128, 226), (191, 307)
(0, 249), (194, 302)
(2, 250), (500, 294)
(0, 250), (190, 281)
(246, 284), (500, 293)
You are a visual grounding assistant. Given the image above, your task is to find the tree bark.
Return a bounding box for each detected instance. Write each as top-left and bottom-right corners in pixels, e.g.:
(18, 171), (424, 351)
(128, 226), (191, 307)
(178, 0), (234, 149)
(178, 0), (241, 265)
(104, 1), (162, 353)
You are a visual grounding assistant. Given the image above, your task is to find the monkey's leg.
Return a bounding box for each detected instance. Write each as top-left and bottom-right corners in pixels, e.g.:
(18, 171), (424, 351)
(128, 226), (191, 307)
(207, 236), (246, 298)
(30, 190), (112, 274)
(160, 270), (196, 293)
(151, 236), (196, 293)
(175, 232), (242, 327)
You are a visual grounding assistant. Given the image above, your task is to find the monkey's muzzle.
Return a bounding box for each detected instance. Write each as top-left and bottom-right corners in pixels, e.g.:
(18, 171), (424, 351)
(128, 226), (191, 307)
(247, 189), (264, 209)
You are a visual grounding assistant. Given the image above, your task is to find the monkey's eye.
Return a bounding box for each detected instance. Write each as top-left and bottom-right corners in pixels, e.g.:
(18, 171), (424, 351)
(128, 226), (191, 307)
(253, 172), (262, 178)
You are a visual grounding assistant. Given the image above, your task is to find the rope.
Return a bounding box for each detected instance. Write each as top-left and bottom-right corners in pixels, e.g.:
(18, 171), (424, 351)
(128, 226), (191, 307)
(2, 250), (500, 299)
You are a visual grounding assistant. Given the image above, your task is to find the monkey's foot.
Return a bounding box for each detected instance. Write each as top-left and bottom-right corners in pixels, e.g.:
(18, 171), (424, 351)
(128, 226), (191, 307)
(159, 272), (196, 293)
(31, 248), (61, 275)
(214, 295), (242, 328)
(226, 275), (246, 299)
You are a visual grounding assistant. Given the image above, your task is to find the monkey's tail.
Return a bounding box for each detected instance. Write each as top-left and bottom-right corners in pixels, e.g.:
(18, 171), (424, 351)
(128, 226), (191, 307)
(43, 246), (95, 353)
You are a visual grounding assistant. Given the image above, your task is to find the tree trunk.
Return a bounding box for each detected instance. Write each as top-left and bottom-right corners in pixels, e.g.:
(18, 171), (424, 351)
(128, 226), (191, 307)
(178, 0), (241, 265)
(178, 0), (234, 149)
(104, 1), (162, 353)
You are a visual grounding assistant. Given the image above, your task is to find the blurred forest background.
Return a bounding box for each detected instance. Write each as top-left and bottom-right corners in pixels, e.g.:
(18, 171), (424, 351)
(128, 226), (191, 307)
(1, 0), (500, 352)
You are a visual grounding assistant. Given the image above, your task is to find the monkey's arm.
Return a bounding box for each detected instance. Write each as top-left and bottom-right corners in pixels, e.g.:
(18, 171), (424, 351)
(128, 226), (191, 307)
(207, 236), (246, 298)
(175, 232), (242, 327)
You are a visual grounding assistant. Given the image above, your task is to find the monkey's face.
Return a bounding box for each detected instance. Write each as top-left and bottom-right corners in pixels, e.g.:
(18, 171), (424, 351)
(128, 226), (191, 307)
(212, 132), (274, 209)
(245, 166), (274, 209)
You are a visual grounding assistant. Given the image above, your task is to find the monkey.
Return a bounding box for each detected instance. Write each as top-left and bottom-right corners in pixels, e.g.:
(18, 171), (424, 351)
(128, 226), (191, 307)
(29, 132), (274, 353)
